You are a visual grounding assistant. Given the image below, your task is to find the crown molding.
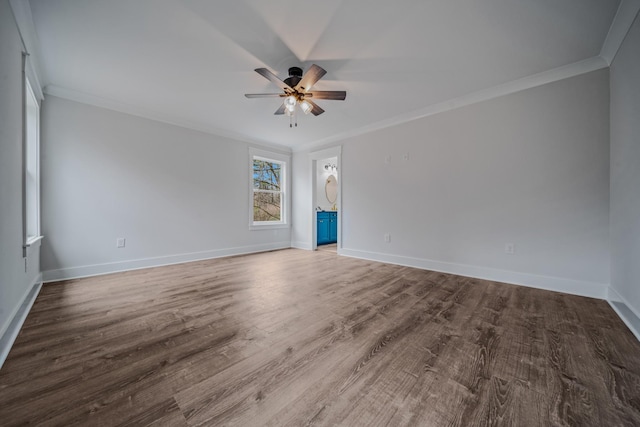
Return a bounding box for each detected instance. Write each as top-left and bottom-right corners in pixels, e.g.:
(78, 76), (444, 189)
(44, 53), (606, 155)
(295, 56), (609, 152)
(43, 85), (291, 153)
(600, 0), (640, 65)
(9, 0), (45, 100)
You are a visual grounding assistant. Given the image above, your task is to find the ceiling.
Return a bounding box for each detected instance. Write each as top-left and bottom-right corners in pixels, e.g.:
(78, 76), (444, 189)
(27, 0), (621, 150)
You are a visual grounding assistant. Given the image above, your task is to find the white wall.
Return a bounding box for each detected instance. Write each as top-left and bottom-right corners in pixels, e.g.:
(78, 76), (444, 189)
(0, 0), (41, 365)
(610, 13), (640, 331)
(295, 69), (611, 298)
(291, 151), (310, 249)
(41, 96), (291, 281)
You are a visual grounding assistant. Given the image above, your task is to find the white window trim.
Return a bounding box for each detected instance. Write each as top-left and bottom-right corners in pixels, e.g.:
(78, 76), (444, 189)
(22, 55), (42, 255)
(249, 148), (290, 230)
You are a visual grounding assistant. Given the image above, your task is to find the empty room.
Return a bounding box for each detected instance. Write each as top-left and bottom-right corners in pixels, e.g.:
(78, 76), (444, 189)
(1, 0), (640, 425)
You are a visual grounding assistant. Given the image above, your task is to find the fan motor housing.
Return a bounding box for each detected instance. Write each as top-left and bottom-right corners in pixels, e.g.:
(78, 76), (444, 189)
(288, 67), (303, 77)
(284, 67), (303, 88)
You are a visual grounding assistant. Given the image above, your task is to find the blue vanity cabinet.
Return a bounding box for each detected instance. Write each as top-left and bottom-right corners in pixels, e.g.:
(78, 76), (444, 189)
(317, 211), (337, 245)
(329, 214), (337, 242)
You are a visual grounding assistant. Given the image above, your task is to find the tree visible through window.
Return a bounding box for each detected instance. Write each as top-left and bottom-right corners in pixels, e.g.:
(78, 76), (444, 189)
(253, 158), (283, 222)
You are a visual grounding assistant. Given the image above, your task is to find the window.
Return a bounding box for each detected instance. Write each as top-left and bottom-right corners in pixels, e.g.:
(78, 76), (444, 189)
(250, 149), (289, 228)
(23, 74), (41, 249)
(253, 158), (282, 221)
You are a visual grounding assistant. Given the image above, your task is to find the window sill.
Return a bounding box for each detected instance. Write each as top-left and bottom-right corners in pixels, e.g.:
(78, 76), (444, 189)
(23, 235), (43, 257)
(250, 223), (289, 231)
(25, 235), (43, 247)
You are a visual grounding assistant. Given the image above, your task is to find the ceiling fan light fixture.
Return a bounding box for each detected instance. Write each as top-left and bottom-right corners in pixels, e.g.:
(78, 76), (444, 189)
(284, 95), (297, 107)
(300, 100), (312, 115)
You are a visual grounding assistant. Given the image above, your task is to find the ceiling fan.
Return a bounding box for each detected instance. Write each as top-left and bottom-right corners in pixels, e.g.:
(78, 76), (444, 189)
(245, 64), (346, 127)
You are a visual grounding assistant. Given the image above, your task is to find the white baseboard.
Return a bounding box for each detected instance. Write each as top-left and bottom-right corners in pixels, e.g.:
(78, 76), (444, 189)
(42, 242), (291, 282)
(0, 275), (42, 370)
(339, 248), (608, 299)
(607, 287), (640, 341)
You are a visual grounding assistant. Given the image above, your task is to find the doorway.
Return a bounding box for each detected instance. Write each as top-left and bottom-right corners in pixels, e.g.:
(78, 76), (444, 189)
(309, 147), (342, 252)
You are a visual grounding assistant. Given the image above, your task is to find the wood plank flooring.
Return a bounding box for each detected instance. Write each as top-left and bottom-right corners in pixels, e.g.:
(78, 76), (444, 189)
(1, 248), (639, 426)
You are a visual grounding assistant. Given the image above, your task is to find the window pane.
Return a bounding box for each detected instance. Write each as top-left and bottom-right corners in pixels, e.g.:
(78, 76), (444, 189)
(26, 171), (37, 239)
(25, 79), (39, 240)
(253, 160), (281, 191)
(253, 191), (281, 222)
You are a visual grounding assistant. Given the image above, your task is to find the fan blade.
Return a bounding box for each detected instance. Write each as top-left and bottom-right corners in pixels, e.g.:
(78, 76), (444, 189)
(245, 93), (285, 98)
(255, 68), (293, 91)
(295, 64), (326, 91)
(306, 100), (325, 116)
(307, 91), (346, 100)
(274, 104), (286, 115)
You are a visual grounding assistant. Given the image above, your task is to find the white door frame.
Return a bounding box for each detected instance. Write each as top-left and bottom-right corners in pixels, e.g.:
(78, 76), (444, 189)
(309, 146), (342, 251)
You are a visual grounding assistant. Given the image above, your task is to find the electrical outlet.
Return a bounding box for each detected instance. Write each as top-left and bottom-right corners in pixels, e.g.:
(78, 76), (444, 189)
(385, 155), (391, 164)
(505, 243), (515, 254)
(384, 233), (391, 243)
(117, 237), (126, 248)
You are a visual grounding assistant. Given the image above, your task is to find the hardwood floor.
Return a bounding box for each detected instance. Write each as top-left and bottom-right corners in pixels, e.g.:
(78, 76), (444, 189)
(1, 248), (639, 426)
(317, 243), (337, 253)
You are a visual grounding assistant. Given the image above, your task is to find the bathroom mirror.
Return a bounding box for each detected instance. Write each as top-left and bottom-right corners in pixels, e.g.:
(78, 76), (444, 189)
(325, 174), (338, 204)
